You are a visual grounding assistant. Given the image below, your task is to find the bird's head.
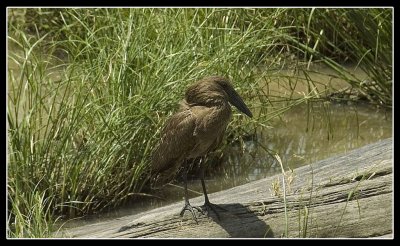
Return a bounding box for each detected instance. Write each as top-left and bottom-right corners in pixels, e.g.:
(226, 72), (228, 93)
(185, 76), (253, 118)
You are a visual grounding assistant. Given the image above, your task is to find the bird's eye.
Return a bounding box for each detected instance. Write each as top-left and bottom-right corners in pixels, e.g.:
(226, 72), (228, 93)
(218, 81), (228, 89)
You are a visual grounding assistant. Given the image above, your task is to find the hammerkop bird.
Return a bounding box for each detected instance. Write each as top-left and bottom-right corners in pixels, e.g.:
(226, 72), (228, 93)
(151, 75), (252, 222)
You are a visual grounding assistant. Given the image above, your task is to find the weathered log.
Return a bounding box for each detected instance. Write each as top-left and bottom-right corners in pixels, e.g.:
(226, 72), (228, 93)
(57, 138), (392, 238)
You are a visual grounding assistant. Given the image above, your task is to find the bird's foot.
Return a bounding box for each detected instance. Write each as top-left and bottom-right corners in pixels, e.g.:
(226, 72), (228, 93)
(180, 202), (202, 224)
(200, 201), (227, 220)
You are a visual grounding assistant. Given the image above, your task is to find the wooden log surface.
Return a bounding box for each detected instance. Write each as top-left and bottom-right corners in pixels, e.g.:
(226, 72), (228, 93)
(57, 138), (393, 238)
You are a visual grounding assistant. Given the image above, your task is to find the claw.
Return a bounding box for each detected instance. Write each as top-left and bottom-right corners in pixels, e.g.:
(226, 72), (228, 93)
(200, 201), (227, 220)
(180, 202), (202, 223)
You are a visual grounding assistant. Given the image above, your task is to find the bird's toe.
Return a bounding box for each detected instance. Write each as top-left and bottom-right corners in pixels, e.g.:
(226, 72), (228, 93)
(180, 203), (202, 223)
(200, 201), (227, 220)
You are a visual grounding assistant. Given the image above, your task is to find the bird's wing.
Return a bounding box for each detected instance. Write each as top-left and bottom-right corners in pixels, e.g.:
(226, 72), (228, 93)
(151, 109), (197, 183)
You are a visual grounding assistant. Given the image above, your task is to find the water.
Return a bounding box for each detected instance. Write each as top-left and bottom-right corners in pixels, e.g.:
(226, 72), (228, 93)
(60, 100), (392, 228)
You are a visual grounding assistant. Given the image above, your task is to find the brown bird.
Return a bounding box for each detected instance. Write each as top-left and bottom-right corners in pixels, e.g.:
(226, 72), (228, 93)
(151, 75), (252, 222)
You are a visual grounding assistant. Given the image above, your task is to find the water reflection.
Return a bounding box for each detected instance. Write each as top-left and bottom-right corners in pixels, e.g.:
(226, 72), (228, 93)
(222, 101), (391, 183)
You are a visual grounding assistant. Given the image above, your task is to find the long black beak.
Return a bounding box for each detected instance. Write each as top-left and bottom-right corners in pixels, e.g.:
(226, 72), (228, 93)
(226, 88), (253, 118)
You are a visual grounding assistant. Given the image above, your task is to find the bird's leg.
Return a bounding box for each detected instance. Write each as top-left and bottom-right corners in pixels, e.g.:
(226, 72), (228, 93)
(179, 165), (202, 223)
(199, 164), (227, 220)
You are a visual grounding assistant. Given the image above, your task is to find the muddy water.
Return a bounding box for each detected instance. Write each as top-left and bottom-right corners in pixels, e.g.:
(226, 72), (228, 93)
(61, 100), (392, 228)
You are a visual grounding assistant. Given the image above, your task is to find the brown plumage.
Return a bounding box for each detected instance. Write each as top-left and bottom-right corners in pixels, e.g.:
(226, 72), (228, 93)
(151, 75), (252, 222)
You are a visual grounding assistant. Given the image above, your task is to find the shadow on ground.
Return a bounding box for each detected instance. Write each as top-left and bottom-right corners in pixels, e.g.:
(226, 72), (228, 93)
(199, 202), (273, 238)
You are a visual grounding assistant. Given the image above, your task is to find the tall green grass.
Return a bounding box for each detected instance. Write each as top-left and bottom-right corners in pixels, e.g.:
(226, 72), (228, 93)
(285, 8), (392, 106)
(7, 8), (392, 237)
